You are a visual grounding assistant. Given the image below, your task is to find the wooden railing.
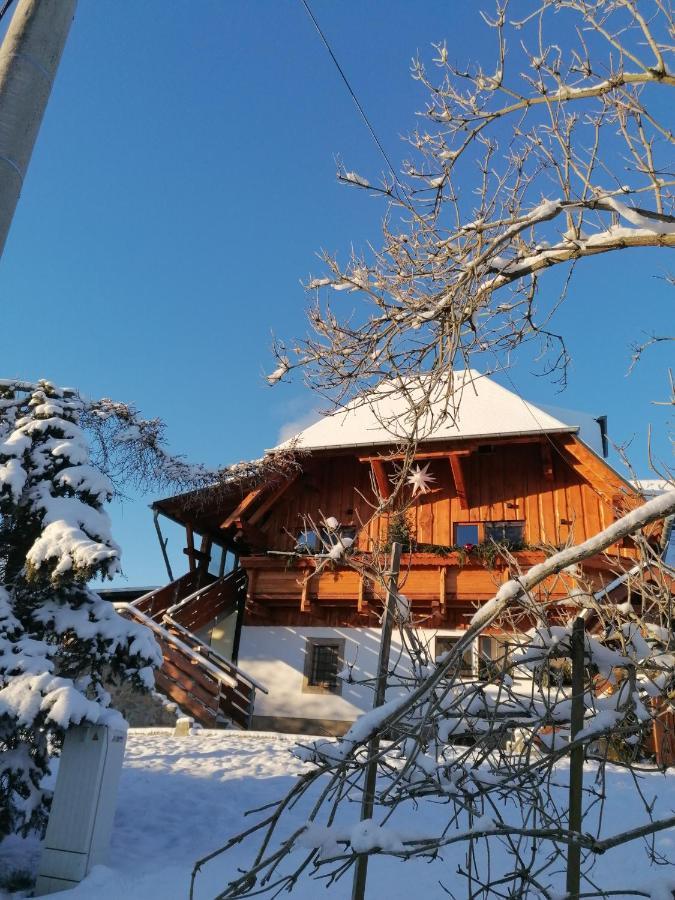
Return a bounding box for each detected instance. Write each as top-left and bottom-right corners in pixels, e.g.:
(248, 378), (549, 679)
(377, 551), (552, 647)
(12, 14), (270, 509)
(132, 569), (208, 621)
(118, 569), (266, 729)
(162, 614), (264, 727)
(165, 568), (247, 634)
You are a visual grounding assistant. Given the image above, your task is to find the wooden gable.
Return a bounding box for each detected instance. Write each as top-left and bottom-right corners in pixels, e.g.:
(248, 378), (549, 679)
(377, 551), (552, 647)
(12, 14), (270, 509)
(210, 435), (639, 556)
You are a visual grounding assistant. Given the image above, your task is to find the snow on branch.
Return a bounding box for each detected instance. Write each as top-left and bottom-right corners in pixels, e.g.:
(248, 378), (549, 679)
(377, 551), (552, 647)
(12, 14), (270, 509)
(268, 0), (675, 405)
(301, 489), (675, 767)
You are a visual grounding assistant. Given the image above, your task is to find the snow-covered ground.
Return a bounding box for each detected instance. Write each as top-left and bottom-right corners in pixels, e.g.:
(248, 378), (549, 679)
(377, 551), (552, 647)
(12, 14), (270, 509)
(1, 729), (675, 899)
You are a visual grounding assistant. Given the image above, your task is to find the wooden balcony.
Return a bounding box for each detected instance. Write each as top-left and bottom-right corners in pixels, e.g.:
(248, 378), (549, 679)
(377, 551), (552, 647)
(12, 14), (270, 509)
(241, 548), (637, 625)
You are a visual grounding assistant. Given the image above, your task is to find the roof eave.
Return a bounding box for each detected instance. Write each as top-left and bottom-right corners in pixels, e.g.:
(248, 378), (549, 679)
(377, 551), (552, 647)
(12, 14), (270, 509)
(271, 425), (579, 455)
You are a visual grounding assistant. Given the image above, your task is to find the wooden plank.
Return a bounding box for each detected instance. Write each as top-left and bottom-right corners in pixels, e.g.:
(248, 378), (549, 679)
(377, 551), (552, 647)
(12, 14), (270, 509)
(300, 575), (313, 613)
(541, 442), (554, 481)
(448, 453), (469, 510)
(160, 644), (219, 694)
(439, 566), (446, 613)
(161, 659), (220, 706)
(219, 687), (252, 728)
(357, 436), (545, 463)
(220, 488), (264, 530)
(557, 436), (634, 499)
(370, 459), (392, 500)
(417, 493), (434, 543)
(154, 671), (218, 726)
(358, 574), (367, 614)
(185, 524), (196, 573)
(248, 475), (298, 526)
(246, 568), (257, 605)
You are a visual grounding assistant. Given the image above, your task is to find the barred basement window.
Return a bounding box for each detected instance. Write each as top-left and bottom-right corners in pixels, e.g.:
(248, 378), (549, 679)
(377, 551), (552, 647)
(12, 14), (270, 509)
(303, 639), (344, 694)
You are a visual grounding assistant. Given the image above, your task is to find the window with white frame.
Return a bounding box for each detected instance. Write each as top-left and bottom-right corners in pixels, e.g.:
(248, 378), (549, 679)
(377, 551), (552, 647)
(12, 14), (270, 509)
(434, 634), (474, 677)
(435, 634), (512, 680)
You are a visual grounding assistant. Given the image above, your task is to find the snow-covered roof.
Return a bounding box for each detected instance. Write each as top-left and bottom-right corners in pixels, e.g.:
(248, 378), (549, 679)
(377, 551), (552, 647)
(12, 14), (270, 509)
(631, 479), (673, 498)
(275, 370), (606, 454)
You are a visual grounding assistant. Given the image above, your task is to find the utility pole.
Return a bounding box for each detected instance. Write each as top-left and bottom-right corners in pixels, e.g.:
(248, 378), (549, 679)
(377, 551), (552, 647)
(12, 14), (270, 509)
(351, 542), (402, 900)
(0, 0), (77, 260)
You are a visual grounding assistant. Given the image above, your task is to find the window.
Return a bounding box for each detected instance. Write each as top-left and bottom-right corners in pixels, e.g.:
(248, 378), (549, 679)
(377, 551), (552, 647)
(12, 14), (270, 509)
(477, 635), (495, 680)
(435, 635), (473, 677)
(207, 544), (227, 578)
(455, 524), (479, 546)
(338, 525), (357, 544)
(484, 521), (525, 548)
(303, 639), (344, 694)
(296, 525), (357, 554)
(295, 529), (322, 553)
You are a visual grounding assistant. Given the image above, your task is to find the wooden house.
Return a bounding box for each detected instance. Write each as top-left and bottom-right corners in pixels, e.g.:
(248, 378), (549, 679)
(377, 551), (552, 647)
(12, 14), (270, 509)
(120, 371), (653, 735)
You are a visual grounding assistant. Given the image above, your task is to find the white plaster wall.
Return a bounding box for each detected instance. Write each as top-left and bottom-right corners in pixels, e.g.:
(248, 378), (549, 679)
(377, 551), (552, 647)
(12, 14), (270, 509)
(239, 626), (416, 722)
(239, 626), (500, 724)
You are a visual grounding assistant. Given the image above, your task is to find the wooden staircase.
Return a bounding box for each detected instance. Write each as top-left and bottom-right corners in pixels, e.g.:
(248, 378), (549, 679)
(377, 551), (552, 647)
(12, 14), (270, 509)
(117, 569), (267, 728)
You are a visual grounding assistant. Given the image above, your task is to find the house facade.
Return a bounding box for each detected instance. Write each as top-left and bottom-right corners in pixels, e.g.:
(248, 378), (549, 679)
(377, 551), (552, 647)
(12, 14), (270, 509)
(121, 371), (652, 735)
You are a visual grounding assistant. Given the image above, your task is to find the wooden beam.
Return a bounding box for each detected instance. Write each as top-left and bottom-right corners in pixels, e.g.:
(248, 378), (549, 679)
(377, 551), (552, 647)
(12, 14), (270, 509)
(220, 488), (264, 530)
(370, 459), (392, 500)
(245, 569), (257, 606)
(234, 521), (269, 549)
(439, 566), (446, 613)
(357, 436), (547, 463)
(300, 575), (313, 613)
(185, 525), (196, 572)
(541, 442), (554, 481)
(556, 436), (633, 499)
(358, 574), (368, 614)
(248, 475), (298, 526)
(182, 547), (209, 562)
(448, 453), (469, 510)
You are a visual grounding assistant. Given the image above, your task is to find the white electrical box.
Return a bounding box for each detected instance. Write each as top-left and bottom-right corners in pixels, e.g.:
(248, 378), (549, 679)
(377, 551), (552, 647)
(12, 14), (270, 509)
(35, 723), (127, 896)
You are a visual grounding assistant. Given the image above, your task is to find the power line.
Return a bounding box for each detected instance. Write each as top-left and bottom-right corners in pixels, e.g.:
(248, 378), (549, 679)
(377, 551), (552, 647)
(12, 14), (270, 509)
(0, 0), (16, 24)
(299, 0), (401, 188)
(487, 350), (631, 511)
(299, 0), (634, 518)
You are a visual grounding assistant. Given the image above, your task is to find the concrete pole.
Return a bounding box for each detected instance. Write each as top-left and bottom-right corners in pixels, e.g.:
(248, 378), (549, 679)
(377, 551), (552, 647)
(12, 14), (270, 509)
(352, 542), (402, 900)
(0, 0), (77, 259)
(566, 617), (585, 899)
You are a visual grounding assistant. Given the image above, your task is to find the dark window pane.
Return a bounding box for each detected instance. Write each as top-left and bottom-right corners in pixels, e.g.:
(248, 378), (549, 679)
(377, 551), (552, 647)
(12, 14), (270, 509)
(435, 636), (473, 676)
(296, 530), (321, 553)
(477, 635), (494, 680)
(323, 525), (357, 551)
(484, 521), (525, 547)
(455, 524), (479, 545)
(309, 644), (340, 690)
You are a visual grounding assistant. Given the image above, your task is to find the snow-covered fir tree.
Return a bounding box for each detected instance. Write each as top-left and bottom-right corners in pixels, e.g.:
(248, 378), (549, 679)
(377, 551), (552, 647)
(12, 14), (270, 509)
(0, 379), (212, 842)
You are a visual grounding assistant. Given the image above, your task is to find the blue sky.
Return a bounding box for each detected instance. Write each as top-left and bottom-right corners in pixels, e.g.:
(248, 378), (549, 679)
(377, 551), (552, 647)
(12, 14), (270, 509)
(0, 2), (671, 586)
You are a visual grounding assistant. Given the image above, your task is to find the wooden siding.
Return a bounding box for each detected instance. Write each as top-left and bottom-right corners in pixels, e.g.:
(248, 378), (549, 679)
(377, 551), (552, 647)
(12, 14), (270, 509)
(230, 436), (643, 625)
(252, 437), (634, 555)
(241, 550), (629, 630)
